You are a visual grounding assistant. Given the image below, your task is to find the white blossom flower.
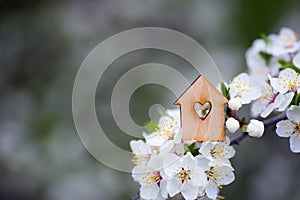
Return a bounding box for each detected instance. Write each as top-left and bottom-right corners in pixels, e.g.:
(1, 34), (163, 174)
(246, 39), (283, 83)
(132, 155), (168, 199)
(172, 143), (185, 156)
(225, 118), (240, 133)
(276, 105), (300, 153)
(228, 97), (242, 111)
(130, 140), (152, 166)
(267, 28), (300, 56)
(293, 52), (300, 69)
(145, 111), (182, 154)
(166, 109), (180, 122)
(163, 152), (207, 200)
(229, 73), (261, 104)
(270, 68), (300, 94)
(251, 83), (294, 118)
(246, 39), (267, 67)
(247, 119), (264, 138)
(197, 157), (235, 200)
(199, 137), (235, 166)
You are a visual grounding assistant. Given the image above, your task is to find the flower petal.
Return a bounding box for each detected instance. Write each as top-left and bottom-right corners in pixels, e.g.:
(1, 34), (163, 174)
(159, 140), (174, 155)
(145, 132), (167, 147)
(181, 181), (199, 200)
(278, 69), (297, 93)
(205, 181), (219, 200)
(297, 74), (300, 94)
(190, 166), (207, 187)
(182, 152), (197, 168)
(140, 183), (160, 200)
(229, 85), (238, 98)
(166, 109), (180, 123)
(240, 86), (261, 104)
(277, 92), (294, 111)
(163, 153), (181, 176)
(132, 165), (146, 182)
(158, 116), (173, 130)
(173, 128), (182, 144)
(261, 103), (276, 118)
(289, 134), (300, 153)
(251, 99), (268, 117)
(215, 166), (235, 185)
(199, 142), (215, 159)
(287, 105), (300, 123)
(166, 177), (181, 197)
(130, 140), (151, 154)
(148, 155), (164, 171)
(196, 156), (210, 171)
(209, 159), (232, 169)
(160, 179), (168, 199)
(276, 120), (294, 138)
(270, 77), (287, 94)
(229, 73), (261, 103)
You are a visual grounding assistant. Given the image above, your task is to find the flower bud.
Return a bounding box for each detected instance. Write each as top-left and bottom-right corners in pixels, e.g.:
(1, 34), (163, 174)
(228, 97), (242, 111)
(247, 119), (264, 138)
(226, 117), (240, 133)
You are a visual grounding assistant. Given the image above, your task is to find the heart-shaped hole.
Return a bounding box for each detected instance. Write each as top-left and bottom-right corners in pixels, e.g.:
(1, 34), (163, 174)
(194, 102), (211, 120)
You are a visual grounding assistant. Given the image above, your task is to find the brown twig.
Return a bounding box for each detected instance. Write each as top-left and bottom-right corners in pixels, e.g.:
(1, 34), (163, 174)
(230, 112), (287, 145)
(262, 112), (287, 127)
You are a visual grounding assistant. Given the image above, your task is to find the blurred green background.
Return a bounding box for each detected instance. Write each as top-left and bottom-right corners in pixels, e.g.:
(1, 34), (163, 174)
(1, 0), (300, 199)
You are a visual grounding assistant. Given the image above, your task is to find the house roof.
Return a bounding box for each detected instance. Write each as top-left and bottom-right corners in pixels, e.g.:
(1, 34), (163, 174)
(174, 75), (228, 105)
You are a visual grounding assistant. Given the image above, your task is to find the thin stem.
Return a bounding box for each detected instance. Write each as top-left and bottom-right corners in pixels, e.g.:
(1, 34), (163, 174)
(230, 112), (287, 145)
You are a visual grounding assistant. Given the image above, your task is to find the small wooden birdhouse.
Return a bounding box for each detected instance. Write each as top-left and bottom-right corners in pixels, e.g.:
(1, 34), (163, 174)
(175, 75), (228, 142)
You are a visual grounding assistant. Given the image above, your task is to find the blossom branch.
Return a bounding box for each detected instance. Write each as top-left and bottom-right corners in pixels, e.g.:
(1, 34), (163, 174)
(262, 112), (287, 127)
(129, 27), (300, 200)
(230, 132), (248, 146)
(230, 112), (287, 145)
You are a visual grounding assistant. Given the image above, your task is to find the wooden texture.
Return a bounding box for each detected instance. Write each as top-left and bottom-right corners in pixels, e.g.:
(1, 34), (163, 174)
(175, 75), (228, 142)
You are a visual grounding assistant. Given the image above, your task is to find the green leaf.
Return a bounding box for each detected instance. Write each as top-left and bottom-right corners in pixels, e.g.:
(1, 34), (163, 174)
(220, 82), (227, 96)
(281, 65), (300, 73)
(279, 60), (300, 73)
(278, 59), (287, 65)
(220, 82), (230, 99)
(292, 93), (300, 105)
(227, 87), (230, 99)
(144, 121), (158, 132)
(189, 142), (196, 150)
(259, 51), (272, 65)
(260, 33), (272, 45)
(241, 125), (248, 132)
(184, 142), (199, 156)
(241, 117), (246, 124)
(184, 146), (191, 153)
(201, 103), (211, 115)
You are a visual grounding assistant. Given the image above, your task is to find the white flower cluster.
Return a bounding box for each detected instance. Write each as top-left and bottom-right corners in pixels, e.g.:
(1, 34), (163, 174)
(130, 109), (236, 200)
(224, 27), (300, 152)
(130, 27), (300, 200)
